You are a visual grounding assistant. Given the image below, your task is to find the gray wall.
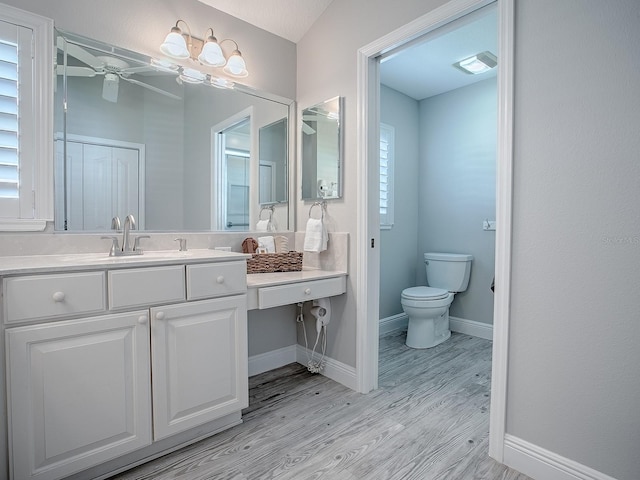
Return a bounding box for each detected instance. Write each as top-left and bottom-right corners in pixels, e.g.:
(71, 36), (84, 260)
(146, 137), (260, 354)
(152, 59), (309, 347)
(5, 0), (296, 99)
(297, 0), (451, 369)
(379, 85), (420, 319)
(299, 0), (639, 478)
(417, 79), (497, 324)
(506, 1), (640, 479)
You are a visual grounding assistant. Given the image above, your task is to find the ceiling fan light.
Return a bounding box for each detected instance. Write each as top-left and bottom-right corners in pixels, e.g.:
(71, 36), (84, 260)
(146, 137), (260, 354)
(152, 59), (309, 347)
(223, 50), (248, 78)
(160, 27), (190, 59)
(198, 36), (226, 67)
(102, 73), (119, 103)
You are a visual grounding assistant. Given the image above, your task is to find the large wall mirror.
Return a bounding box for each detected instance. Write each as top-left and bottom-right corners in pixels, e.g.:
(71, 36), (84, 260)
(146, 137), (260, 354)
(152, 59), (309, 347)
(54, 30), (292, 232)
(301, 96), (343, 200)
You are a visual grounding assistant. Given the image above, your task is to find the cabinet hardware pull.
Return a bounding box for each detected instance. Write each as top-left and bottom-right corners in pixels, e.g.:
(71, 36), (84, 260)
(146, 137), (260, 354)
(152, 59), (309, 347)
(155, 312), (166, 320)
(216, 276), (225, 284)
(138, 315), (148, 325)
(304, 288), (311, 295)
(52, 291), (65, 302)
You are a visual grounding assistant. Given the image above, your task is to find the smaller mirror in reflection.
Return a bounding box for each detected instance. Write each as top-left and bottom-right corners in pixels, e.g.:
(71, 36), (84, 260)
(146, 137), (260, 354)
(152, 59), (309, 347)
(301, 96), (342, 200)
(259, 117), (288, 205)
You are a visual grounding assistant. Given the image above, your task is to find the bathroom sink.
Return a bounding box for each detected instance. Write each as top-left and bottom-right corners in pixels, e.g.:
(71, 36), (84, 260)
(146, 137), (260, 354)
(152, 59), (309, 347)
(55, 250), (194, 264)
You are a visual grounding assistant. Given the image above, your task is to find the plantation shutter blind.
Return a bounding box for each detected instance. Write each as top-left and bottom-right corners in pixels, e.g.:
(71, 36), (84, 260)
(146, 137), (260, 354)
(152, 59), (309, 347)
(380, 123), (394, 229)
(0, 19), (34, 218)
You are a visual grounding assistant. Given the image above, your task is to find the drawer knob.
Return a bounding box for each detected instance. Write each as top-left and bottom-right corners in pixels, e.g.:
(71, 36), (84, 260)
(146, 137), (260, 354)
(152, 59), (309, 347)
(304, 288), (311, 295)
(216, 275), (225, 284)
(155, 311), (166, 320)
(138, 315), (148, 325)
(52, 291), (66, 302)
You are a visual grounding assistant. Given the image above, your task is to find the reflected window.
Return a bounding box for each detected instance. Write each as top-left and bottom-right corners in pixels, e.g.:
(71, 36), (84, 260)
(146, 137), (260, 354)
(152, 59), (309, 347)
(380, 123), (394, 229)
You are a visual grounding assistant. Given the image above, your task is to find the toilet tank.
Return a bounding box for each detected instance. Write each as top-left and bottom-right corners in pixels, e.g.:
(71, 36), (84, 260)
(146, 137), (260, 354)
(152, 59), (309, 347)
(424, 252), (473, 292)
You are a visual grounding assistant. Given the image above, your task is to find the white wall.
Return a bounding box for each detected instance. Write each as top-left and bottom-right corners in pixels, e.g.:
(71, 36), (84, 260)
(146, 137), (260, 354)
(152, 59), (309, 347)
(379, 85), (420, 320)
(506, 1), (640, 478)
(300, 0), (639, 478)
(418, 79), (497, 324)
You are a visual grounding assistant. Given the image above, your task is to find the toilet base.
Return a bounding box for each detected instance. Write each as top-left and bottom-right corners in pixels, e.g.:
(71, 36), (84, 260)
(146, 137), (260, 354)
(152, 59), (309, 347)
(405, 310), (451, 349)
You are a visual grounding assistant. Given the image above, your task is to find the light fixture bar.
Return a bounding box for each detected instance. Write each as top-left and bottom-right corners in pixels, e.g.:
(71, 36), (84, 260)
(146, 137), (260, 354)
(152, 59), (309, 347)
(160, 19), (249, 78)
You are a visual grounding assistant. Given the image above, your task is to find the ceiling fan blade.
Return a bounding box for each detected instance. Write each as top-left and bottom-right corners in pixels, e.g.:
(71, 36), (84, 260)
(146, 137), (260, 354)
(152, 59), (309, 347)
(120, 66), (159, 75)
(56, 65), (98, 77)
(120, 76), (181, 100)
(57, 36), (105, 70)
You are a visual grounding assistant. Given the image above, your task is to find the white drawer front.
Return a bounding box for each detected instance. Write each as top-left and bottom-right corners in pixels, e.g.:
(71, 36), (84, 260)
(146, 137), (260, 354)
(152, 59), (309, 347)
(4, 272), (106, 324)
(258, 276), (346, 309)
(108, 266), (185, 310)
(186, 261), (247, 301)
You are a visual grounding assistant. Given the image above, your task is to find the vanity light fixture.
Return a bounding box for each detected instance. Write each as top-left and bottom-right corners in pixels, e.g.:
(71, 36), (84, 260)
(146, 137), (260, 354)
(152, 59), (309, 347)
(160, 20), (249, 78)
(452, 51), (497, 75)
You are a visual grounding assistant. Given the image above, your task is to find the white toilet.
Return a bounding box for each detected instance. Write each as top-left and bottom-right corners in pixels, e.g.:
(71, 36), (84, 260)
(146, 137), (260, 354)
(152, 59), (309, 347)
(401, 252), (473, 349)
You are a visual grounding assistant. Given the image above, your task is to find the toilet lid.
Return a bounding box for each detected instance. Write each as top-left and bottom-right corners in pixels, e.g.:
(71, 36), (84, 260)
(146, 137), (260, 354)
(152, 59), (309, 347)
(402, 286), (449, 300)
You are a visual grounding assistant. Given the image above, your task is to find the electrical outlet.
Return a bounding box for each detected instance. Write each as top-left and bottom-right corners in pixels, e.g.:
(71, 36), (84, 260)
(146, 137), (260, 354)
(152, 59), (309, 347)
(483, 220), (496, 231)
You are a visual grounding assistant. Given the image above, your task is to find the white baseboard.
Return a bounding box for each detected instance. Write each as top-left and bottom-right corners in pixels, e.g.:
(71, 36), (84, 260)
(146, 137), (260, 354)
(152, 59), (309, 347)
(504, 434), (618, 480)
(248, 345), (297, 377)
(296, 345), (358, 391)
(379, 313), (409, 335)
(449, 316), (493, 340)
(379, 313), (493, 341)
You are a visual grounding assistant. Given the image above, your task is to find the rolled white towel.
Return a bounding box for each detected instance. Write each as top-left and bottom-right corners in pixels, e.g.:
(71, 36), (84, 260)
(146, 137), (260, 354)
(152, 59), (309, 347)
(258, 235), (276, 253)
(256, 219), (271, 232)
(303, 218), (328, 253)
(274, 235), (289, 253)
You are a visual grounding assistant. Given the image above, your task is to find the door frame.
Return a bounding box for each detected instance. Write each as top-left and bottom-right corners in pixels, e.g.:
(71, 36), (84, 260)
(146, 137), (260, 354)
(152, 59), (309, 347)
(355, 0), (514, 462)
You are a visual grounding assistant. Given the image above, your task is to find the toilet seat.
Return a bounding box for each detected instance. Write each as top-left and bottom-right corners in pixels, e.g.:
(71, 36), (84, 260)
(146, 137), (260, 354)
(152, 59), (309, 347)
(402, 286), (449, 301)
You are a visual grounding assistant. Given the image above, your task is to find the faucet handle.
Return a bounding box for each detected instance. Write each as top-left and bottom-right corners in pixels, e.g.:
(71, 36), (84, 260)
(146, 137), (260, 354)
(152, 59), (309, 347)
(174, 238), (187, 251)
(101, 236), (121, 256)
(133, 235), (150, 252)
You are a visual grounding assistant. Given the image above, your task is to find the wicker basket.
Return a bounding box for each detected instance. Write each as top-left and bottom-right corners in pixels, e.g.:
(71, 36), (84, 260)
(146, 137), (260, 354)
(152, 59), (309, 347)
(246, 251), (303, 274)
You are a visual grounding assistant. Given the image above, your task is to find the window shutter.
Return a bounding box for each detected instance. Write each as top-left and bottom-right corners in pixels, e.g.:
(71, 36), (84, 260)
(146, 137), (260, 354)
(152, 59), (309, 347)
(380, 123), (394, 229)
(0, 36), (19, 202)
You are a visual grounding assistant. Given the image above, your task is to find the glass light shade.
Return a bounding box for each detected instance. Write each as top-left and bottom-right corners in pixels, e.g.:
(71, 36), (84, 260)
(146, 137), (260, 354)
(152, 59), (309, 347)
(210, 76), (234, 89)
(198, 38), (225, 67)
(160, 29), (190, 59)
(180, 68), (206, 84)
(223, 50), (248, 77)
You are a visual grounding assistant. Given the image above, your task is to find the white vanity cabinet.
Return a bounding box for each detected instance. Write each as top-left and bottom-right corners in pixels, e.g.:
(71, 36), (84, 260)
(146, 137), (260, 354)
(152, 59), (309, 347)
(2, 258), (248, 480)
(6, 310), (152, 480)
(151, 296), (247, 440)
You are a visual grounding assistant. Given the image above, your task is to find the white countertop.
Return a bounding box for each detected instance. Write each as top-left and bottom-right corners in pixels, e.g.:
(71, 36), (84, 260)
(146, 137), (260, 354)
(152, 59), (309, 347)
(247, 268), (347, 288)
(0, 249), (250, 276)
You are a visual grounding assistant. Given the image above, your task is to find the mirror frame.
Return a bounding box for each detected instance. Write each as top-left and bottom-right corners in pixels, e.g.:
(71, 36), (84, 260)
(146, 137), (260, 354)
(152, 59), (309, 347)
(300, 96), (343, 201)
(53, 28), (296, 233)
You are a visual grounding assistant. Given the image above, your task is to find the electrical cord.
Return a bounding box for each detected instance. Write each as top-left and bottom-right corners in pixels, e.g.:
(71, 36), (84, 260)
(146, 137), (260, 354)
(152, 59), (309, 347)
(296, 302), (327, 373)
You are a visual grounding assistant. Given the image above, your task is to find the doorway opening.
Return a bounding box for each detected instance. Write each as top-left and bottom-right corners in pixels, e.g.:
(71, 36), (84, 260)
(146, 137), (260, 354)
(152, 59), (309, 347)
(212, 109), (253, 231)
(356, 0), (514, 461)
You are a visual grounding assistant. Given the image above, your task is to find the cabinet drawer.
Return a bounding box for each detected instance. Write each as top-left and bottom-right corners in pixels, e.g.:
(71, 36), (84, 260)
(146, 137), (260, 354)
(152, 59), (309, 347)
(258, 276), (346, 309)
(186, 261), (247, 301)
(4, 272), (106, 323)
(108, 265), (185, 310)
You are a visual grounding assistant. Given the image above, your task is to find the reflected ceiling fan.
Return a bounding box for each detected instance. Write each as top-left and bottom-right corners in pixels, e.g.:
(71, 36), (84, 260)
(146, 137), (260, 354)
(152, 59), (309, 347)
(56, 37), (181, 103)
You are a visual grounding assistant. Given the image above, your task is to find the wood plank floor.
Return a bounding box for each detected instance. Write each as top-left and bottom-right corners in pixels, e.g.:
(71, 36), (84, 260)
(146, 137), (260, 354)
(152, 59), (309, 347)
(110, 332), (531, 480)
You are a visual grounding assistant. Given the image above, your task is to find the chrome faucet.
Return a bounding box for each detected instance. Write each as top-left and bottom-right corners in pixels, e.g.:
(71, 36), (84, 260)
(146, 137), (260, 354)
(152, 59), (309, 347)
(122, 214), (136, 253)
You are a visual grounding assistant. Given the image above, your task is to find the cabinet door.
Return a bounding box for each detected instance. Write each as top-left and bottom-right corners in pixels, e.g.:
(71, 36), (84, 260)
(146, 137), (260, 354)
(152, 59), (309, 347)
(6, 311), (152, 480)
(151, 295), (248, 440)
